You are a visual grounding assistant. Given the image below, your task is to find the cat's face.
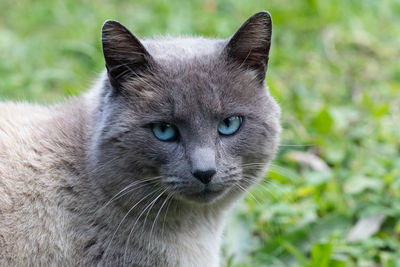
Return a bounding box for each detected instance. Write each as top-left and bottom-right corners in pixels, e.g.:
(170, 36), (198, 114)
(90, 12), (280, 205)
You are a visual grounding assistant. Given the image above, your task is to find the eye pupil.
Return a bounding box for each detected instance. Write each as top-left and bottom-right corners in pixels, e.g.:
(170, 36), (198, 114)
(160, 123), (167, 132)
(224, 119), (231, 127)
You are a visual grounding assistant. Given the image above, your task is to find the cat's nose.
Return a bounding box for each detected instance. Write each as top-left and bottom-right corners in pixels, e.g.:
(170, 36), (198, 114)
(192, 169), (216, 184)
(190, 147), (216, 184)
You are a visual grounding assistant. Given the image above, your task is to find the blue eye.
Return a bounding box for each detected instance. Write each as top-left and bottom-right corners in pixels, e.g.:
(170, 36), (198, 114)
(151, 122), (179, 141)
(218, 116), (243, 136)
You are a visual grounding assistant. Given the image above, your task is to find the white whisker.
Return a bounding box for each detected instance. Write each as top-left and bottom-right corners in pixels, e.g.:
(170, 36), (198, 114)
(100, 176), (162, 211)
(161, 196), (173, 241)
(101, 189), (159, 265)
(146, 193), (172, 266)
(123, 188), (167, 266)
(235, 182), (261, 204)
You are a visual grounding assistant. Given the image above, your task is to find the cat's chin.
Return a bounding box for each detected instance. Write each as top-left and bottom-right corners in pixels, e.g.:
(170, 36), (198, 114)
(179, 188), (227, 205)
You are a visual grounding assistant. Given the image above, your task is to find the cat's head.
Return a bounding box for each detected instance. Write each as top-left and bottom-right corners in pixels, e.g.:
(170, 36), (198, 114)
(89, 12), (281, 206)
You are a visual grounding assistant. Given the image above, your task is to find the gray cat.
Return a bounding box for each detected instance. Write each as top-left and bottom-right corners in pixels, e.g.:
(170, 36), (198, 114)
(0, 11), (280, 266)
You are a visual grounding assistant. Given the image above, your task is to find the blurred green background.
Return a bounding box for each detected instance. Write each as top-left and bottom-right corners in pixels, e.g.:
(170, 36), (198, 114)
(1, 0), (400, 266)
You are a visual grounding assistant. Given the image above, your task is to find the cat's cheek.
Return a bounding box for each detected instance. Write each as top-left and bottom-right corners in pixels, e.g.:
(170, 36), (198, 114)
(122, 133), (183, 166)
(152, 141), (185, 165)
(218, 133), (255, 158)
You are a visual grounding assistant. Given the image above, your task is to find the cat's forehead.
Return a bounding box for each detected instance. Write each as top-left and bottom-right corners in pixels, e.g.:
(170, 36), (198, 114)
(143, 37), (226, 61)
(121, 37), (266, 122)
(128, 61), (262, 125)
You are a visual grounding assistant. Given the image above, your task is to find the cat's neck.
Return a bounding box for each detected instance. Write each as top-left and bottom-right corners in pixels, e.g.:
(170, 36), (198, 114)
(80, 194), (228, 266)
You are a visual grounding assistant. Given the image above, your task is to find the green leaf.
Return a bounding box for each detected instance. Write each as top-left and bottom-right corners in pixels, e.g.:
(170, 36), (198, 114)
(309, 243), (333, 267)
(312, 109), (334, 134)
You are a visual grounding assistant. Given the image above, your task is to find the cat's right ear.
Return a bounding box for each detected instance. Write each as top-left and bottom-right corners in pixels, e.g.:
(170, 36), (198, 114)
(102, 20), (153, 92)
(224, 11), (272, 83)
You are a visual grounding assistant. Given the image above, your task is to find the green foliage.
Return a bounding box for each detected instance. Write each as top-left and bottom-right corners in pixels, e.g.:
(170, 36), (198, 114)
(1, 0), (399, 266)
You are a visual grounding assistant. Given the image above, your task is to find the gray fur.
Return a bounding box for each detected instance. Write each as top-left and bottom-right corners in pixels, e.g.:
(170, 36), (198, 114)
(0, 11), (280, 266)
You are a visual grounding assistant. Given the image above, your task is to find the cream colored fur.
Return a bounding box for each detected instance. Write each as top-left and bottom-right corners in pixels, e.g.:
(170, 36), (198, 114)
(0, 100), (86, 266)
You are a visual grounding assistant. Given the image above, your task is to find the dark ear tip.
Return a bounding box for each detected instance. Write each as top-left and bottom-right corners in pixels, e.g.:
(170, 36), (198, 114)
(254, 10), (272, 17)
(250, 11), (272, 24)
(102, 20), (124, 32)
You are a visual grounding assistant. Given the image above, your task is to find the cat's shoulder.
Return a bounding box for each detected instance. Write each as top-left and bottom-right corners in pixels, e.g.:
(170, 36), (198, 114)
(0, 101), (53, 126)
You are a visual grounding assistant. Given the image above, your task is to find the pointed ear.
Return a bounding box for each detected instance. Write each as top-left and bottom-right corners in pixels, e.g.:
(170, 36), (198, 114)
(102, 20), (153, 92)
(225, 11), (272, 82)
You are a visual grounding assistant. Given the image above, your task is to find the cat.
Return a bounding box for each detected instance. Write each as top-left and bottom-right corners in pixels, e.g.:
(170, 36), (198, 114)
(0, 11), (280, 267)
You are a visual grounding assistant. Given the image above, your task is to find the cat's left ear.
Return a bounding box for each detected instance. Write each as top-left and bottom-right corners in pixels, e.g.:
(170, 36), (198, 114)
(102, 20), (153, 92)
(224, 11), (272, 83)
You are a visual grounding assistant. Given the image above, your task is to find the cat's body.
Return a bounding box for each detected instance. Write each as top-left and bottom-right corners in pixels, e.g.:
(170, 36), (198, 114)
(0, 12), (280, 266)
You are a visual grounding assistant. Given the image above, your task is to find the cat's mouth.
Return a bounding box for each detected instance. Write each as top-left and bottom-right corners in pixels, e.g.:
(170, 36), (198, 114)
(183, 187), (226, 203)
(163, 176), (231, 204)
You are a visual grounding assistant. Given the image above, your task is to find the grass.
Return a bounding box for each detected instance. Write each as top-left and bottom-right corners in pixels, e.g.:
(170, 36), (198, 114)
(1, 0), (400, 266)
